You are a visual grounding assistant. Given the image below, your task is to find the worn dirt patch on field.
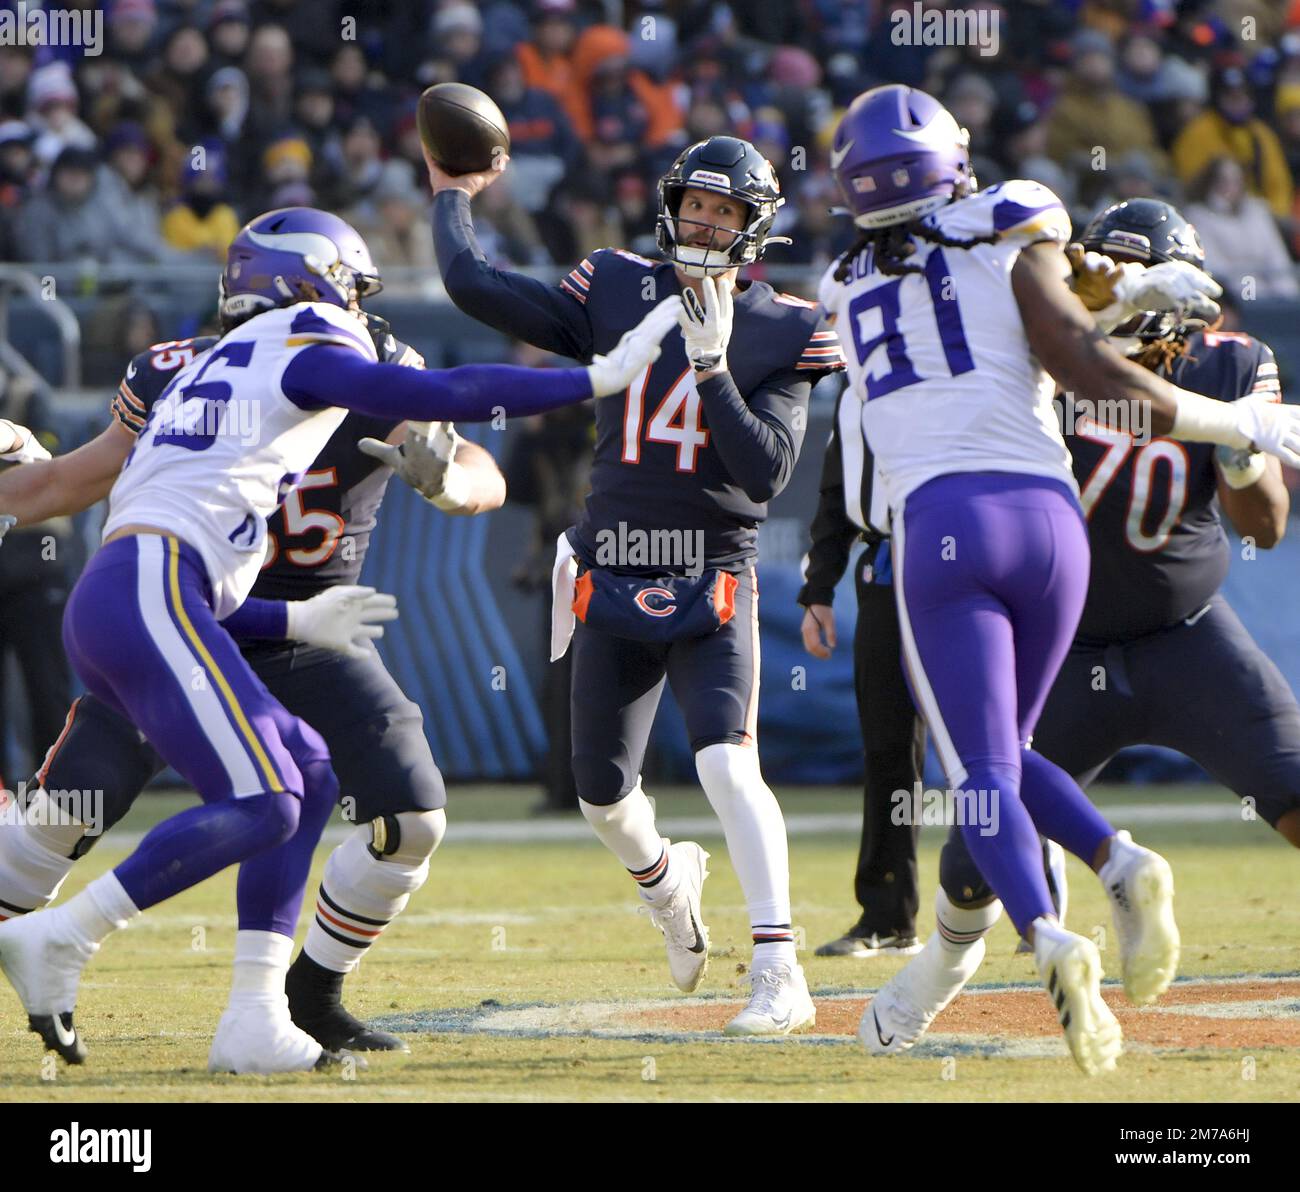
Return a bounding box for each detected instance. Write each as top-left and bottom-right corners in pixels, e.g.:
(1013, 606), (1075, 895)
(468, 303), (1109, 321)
(626, 978), (1300, 1050)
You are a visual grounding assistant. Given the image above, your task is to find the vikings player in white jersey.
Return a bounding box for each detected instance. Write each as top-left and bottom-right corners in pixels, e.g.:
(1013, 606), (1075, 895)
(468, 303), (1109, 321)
(822, 86), (1300, 1075)
(0, 207), (680, 1073)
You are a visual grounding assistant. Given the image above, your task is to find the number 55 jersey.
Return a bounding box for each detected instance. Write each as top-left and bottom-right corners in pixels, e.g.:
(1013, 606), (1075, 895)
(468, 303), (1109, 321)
(816, 179), (1076, 512)
(106, 312), (418, 610)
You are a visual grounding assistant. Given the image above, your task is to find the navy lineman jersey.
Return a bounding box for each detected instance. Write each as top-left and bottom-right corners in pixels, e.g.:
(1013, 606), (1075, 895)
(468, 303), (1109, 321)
(433, 190), (846, 574)
(1069, 330), (1281, 641)
(110, 323), (418, 601)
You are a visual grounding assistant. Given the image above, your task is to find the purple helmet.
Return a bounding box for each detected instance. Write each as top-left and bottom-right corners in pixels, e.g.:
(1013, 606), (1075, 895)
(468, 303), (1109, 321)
(219, 207), (382, 326)
(830, 86), (972, 230)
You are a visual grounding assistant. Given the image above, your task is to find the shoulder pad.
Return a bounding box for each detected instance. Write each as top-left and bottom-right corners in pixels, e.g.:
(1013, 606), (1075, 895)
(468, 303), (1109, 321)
(286, 303), (379, 361)
(929, 180), (1070, 247)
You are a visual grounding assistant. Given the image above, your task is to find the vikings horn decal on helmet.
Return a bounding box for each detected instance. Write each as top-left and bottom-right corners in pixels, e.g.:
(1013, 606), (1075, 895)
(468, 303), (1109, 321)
(656, 136), (787, 277)
(830, 85), (973, 230)
(219, 206), (383, 327)
(1080, 198), (1211, 344)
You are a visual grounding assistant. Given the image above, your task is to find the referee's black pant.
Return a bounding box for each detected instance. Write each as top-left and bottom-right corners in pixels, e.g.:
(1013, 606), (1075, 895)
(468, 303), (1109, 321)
(852, 550), (925, 936)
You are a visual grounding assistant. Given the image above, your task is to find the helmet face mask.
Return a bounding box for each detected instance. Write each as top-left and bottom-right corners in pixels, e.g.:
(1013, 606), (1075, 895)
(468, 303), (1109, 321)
(219, 207), (381, 331)
(656, 136), (786, 277)
(1079, 198), (1210, 347)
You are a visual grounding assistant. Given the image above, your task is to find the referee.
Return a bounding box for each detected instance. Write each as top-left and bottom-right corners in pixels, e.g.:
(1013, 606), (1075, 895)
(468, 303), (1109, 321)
(798, 387), (924, 958)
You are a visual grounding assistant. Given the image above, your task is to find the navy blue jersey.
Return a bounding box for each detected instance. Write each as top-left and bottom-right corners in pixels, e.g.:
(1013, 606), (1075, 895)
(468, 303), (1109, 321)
(111, 324), (418, 601)
(560, 249), (845, 572)
(1069, 330), (1280, 641)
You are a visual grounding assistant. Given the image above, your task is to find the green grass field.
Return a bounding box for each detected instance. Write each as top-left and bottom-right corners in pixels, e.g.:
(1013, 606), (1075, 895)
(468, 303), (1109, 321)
(2, 783), (1297, 1102)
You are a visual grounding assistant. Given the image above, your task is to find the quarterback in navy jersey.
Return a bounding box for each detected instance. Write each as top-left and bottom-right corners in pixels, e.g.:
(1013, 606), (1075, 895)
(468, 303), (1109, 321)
(884, 199), (1300, 1055)
(0, 312), (507, 1057)
(429, 135), (846, 1033)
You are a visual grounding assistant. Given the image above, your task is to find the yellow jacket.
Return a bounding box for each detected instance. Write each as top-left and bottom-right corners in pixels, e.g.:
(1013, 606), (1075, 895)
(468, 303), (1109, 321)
(1172, 110), (1294, 218)
(162, 202), (241, 259)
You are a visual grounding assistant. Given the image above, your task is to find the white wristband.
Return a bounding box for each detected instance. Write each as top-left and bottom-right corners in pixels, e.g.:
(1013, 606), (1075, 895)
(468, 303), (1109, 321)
(429, 460), (473, 511)
(1216, 446), (1268, 490)
(1169, 388), (1252, 449)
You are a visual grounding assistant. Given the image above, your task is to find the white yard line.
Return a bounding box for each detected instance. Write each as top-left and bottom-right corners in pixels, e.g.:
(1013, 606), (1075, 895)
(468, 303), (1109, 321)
(94, 799), (1239, 850)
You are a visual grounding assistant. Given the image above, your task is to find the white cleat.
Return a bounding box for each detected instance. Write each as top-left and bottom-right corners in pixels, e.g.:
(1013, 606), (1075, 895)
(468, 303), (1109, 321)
(859, 933), (986, 1055)
(1099, 830), (1180, 1006)
(0, 912), (94, 1063)
(1033, 918), (1122, 1076)
(725, 960), (816, 1036)
(209, 997), (334, 1074)
(646, 841), (710, 993)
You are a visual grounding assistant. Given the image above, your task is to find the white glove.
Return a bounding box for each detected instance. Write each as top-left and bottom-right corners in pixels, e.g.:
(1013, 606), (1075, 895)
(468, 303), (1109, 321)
(1215, 444), (1268, 489)
(0, 420), (51, 464)
(0, 514), (14, 546)
(358, 422), (471, 510)
(678, 275), (734, 373)
(1110, 260), (1223, 328)
(285, 585), (399, 659)
(1228, 397), (1300, 468)
(586, 296), (683, 396)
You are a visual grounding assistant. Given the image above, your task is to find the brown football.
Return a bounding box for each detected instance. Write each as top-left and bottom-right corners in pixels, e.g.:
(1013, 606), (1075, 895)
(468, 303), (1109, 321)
(416, 82), (511, 176)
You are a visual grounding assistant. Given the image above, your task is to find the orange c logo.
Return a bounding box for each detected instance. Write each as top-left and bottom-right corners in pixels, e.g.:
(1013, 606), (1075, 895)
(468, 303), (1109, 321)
(634, 587), (677, 617)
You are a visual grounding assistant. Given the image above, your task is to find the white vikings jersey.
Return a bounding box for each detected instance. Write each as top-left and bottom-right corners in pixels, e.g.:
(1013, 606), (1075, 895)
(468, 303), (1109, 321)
(817, 179), (1076, 510)
(104, 302), (378, 619)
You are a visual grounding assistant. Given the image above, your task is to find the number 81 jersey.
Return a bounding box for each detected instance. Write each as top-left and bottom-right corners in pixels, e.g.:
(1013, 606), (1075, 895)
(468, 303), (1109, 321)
(817, 179), (1077, 510)
(104, 303), (384, 618)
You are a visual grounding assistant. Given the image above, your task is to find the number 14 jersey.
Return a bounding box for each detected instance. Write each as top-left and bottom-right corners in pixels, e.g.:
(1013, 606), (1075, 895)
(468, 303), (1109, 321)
(817, 179), (1076, 511)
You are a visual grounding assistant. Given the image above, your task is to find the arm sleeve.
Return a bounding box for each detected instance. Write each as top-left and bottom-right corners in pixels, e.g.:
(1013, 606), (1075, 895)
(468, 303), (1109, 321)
(432, 189), (595, 361)
(281, 344), (594, 422)
(797, 404), (860, 607)
(220, 597), (288, 641)
(695, 366), (810, 504)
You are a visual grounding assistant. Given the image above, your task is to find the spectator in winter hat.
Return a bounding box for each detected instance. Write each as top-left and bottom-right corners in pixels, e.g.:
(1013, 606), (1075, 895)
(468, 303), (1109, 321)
(1046, 29), (1162, 172)
(209, 0), (251, 70)
(107, 0), (160, 72)
(162, 143), (239, 260)
(25, 63), (96, 170)
(1173, 61), (1294, 218)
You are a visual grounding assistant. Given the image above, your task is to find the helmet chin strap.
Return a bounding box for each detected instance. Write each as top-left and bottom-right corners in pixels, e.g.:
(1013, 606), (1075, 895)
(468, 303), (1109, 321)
(673, 244), (736, 277)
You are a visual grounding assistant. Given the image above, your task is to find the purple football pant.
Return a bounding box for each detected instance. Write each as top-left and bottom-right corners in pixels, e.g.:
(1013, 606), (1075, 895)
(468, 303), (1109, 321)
(893, 473), (1114, 935)
(61, 533), (337, 936)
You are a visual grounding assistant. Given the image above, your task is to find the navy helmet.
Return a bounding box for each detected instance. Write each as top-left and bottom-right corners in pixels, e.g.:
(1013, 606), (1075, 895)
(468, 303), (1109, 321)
(656, 136), (786, 277)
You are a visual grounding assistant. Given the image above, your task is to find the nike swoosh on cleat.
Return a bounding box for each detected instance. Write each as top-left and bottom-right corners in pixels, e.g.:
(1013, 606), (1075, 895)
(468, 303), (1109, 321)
(772, 1010), (793, 1031)
(872, 1006), (894, 1048)
(688, 916), (706, 954)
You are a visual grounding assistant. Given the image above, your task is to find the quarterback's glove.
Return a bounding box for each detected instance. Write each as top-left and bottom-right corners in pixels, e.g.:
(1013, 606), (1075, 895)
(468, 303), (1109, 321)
(0, 514), (14, 546)
(1215, 444), (1268, 489)
(1066, 244), (1126, 312)
(358, 422), (471, 511)
(285, 585), (399, 659)
(0, 419), (51, 464)
(586, 297), (682, 396)
(678, 275), (734, 373)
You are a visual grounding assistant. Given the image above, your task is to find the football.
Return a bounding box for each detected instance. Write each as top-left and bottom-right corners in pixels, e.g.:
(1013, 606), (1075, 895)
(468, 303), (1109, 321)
(416, 82), (511, 175)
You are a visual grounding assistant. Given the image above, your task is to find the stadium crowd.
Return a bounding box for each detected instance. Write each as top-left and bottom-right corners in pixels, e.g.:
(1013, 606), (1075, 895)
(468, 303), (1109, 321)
(0, 0), (1299, 298)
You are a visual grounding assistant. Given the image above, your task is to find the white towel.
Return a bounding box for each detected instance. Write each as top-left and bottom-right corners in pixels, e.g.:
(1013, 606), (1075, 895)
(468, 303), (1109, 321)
(549, 531), (579, 661)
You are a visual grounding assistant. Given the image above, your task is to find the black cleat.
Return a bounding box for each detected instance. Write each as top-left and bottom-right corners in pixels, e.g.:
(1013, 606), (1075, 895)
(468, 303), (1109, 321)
(28, 1012), (87, 1064)
(313, 1048), (368, 1071)
(815, 923), (922, 958)
(286, 953), (409, 1053)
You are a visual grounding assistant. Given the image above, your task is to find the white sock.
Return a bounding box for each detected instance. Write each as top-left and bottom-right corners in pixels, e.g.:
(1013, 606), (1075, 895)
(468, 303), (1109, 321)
(56, 871), (139, 950)
(0, 802), (77, 917)
(228, 929), (294, 1008)
(579, 782), (668, 891)
(694, 742), (794, 965)
(303, 813), (441, 975)
(935, 888), (1001, 956)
